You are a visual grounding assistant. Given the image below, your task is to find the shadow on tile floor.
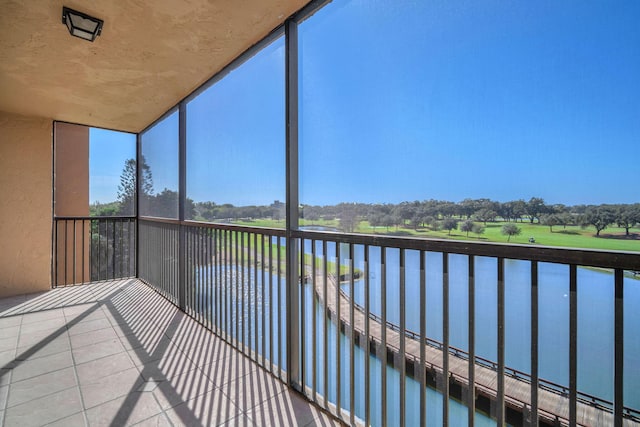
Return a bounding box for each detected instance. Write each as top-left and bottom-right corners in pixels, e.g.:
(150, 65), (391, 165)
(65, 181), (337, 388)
(0, 279), (343, 427)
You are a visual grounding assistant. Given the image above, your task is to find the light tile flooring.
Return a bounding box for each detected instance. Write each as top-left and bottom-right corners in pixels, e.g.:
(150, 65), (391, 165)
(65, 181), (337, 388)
(0, 279), (341, 427)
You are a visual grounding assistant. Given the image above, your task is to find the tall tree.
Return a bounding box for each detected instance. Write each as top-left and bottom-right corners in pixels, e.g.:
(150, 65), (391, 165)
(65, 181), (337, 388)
(460, 220), (474, 237)
(381, 214), (395, 232)
(540, 214), (560, 232)
(368, 212), (383, 232)
(525, 197), (547, 224)
(472, 223), (485, 238)
(442, 218), (458, 235)
(338, 206), (359, 233)
(117, 156), (153, 215)
(582, 206), (615, 236)
(473, 208), (497, 225)
(459, 199), (479, 219)
(616, 204), (640, 236)
(393, 202), (415, 227)
(557, 212), (575, 229)
(509, 199), (528, 222)
(117, 159), (136, 215)
(501, 224), (521, 242)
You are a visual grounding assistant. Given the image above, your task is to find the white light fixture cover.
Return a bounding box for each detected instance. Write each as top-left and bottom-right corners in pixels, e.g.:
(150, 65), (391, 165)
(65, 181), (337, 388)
(62, 7), (103, 42)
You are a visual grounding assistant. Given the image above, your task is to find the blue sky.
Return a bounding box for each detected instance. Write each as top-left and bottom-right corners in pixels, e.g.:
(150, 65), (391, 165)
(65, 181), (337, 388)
(185, 38), (285, 206)
(91, 0), (640, 207)
(89, 128), (135, 204)
(140, 110), (179, 195)
(299, 0), (640, 206)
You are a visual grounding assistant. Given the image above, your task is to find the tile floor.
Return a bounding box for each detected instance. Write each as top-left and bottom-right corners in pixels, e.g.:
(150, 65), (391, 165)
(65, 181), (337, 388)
(0, 279), (341, 426)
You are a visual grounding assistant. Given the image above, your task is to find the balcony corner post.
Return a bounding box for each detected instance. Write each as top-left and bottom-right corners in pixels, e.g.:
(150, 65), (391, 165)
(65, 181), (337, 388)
(178, 103), (187, 311)
(285, 17), (301, 391)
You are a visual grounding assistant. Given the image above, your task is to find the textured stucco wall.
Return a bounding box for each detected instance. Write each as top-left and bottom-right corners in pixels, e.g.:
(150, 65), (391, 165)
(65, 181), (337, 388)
(53, 122), (89, 286)
(0, 0), (310, 132)
(0, 112), (52, 297)
(54, 122), (88, 217)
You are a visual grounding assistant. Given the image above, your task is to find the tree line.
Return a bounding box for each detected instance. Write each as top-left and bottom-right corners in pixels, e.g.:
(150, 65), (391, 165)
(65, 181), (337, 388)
(301, 198), (640, 236)
(92, 158), (639, 238)
(185, 197), (640, 238)
(91, 157), (286, 221)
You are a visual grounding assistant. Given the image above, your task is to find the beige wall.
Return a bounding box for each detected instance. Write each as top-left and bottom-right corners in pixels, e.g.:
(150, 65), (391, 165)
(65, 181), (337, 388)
(54, 122), (89, 217)
(0, 112), (52, 297)
(53, 122), (90, 286)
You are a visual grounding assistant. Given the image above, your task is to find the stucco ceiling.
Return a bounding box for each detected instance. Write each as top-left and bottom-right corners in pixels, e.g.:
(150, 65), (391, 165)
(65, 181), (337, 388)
(0, 0), (310, 132)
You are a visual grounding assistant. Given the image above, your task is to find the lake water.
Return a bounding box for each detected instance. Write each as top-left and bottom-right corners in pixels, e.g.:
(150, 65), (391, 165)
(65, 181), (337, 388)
(195, 239), (640, 425)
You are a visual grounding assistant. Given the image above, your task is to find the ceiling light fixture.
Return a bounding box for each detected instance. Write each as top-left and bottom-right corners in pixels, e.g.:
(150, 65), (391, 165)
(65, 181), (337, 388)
(62, 6), (103, 42)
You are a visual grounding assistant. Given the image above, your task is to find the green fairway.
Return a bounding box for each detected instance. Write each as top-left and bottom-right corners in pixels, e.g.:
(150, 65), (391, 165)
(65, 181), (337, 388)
(230, 218), (640, 252)
(362, 221), (640, 252)
(231, 218), (287, 228)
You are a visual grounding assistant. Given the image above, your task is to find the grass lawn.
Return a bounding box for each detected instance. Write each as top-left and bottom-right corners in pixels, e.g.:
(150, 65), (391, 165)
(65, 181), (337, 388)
(230, 218), (287, 228)
(362, 221), (640, 252)
(231, 218), (640, 252)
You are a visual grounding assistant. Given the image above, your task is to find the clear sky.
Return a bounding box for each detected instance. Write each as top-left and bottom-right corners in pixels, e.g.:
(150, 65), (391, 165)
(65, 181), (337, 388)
(89, 128), (135, 204)
(91, 0), (640, 207)
(299, 0), (640, 206)
(185, 37), (285, 206)
(140, 110), (179, 196)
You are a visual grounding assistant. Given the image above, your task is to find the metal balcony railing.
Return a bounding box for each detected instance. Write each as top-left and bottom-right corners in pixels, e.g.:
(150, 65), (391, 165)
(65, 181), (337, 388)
(53, 216), (136, 287)
(138, 218), (288, 382)
(133, 217), (639, 427)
